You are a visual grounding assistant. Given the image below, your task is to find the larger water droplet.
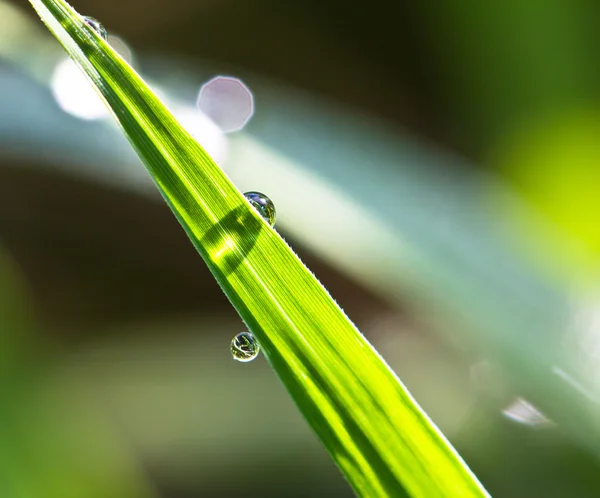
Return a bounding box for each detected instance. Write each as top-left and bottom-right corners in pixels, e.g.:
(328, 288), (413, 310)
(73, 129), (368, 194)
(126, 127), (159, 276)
(231, 332), (260, 362)
(83, 16), (108, 41)
(244, 191), (276, 227)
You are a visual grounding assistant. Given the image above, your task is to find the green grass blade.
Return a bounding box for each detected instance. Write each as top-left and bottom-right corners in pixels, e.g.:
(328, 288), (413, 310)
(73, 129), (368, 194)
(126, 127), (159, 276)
(27, 1), (490, 496)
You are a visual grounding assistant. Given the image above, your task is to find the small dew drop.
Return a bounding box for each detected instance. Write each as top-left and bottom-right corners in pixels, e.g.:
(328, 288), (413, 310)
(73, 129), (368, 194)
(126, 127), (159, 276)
(83, 16), (108, 41)
(244, 191), (276, 227)
(231, 332), (260, 362)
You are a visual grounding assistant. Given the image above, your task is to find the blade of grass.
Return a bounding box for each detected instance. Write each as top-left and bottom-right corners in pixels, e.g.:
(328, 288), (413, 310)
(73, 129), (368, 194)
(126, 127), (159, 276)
(27, 1), (490, 496)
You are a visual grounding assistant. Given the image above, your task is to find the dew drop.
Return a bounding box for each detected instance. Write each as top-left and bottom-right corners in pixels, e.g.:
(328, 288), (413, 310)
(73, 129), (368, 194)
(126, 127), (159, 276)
(83, 16), (108, 41)
(231, 332), (260, 362)
(244, 191), (276, 227)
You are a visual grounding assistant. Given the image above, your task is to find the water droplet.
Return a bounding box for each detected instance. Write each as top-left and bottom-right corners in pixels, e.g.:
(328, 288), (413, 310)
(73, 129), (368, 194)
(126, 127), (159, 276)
(244, 191), (276, 227)
(231, 332), (260, 362)
(83, 16), (108, 41)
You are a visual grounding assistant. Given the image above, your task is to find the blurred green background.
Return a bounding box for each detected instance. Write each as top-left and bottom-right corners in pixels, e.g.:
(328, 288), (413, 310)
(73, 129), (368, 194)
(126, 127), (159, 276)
(2, 0), (600, 496)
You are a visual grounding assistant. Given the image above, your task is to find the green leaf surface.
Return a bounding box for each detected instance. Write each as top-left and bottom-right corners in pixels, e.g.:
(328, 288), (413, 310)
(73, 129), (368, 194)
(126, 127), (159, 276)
(27, 1), (490, 496)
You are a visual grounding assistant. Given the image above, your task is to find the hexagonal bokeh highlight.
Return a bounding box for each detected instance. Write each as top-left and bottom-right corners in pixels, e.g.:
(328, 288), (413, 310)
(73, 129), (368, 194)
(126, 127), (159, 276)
(197, 76), (254, 133)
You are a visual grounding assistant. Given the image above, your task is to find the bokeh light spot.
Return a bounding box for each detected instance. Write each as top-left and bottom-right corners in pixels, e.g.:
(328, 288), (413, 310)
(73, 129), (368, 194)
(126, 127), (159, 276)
(197, 76), (254, 133)
(51, 58), (109, 121)
(107, 35), (134, 65)
(502, 397), (553, 428)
